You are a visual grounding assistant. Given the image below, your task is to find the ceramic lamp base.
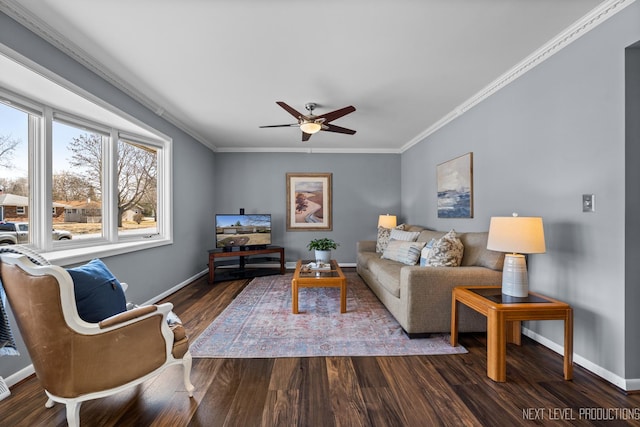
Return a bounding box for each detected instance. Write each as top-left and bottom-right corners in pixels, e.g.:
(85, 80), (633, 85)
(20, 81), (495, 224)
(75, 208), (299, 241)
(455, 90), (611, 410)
(502, 253), (528, 297)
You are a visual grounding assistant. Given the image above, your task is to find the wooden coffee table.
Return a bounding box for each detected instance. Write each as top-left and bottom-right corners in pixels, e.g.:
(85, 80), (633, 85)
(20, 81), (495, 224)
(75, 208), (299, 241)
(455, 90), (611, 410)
(451, 286), (573, 382)
(292, 259), (347, 314)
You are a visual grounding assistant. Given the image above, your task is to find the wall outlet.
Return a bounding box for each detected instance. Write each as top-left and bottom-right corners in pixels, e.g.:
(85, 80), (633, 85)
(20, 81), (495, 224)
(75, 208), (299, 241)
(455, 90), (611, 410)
(583, 194), (595, 212)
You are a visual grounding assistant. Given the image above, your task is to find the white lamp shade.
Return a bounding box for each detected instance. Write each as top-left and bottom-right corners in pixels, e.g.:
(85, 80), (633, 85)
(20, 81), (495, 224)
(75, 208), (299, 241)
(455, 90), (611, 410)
(487, 216), (546, 254)
(377, 214), (397, 229)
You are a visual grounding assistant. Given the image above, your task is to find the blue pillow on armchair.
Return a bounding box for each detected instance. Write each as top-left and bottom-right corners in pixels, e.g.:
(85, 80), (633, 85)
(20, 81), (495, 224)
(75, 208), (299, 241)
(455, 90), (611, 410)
(67, 259), (127, 323)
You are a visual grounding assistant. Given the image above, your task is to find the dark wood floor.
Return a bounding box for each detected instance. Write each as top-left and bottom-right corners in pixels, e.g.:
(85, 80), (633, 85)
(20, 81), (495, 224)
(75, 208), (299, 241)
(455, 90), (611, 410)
(2, 270), (639, 426)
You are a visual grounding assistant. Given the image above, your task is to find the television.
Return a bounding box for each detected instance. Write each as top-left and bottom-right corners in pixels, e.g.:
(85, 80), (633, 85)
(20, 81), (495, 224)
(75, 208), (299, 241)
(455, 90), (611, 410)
(215, 214), (272, 249)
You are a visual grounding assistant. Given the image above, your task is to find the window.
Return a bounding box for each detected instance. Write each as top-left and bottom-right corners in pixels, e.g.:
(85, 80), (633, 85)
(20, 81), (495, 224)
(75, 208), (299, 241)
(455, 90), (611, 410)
(0, 78), (172, 260)
(0, 100), (31, 243)
(52, 117), (105, 241)
(117, 136), (159, 238)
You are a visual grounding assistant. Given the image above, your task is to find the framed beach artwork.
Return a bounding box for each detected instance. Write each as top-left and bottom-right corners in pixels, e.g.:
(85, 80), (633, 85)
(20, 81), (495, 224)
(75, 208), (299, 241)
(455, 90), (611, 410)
(286, 173), (332, 231)
(437, 153), (473, 218)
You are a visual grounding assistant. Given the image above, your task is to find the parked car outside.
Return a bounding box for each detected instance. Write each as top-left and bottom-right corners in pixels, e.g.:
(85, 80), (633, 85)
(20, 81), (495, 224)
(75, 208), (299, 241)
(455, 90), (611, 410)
(0, 221), (72, 245)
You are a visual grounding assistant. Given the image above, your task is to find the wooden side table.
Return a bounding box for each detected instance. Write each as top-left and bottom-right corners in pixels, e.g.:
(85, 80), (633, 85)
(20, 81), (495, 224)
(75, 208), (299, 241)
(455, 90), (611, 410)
(451, 286), (573, 382)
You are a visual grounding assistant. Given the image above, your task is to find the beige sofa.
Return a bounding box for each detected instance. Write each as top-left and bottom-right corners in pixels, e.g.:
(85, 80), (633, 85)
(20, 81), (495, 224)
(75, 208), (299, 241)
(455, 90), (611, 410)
(356, 226), (505, 336)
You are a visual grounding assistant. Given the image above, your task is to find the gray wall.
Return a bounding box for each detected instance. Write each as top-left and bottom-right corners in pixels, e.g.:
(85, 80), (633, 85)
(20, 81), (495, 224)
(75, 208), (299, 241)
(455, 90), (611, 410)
(402, 2), (640, 383)
(625, 43), (640, 378)
(0, 12), (216, 380)
(214, 152), (401, 263)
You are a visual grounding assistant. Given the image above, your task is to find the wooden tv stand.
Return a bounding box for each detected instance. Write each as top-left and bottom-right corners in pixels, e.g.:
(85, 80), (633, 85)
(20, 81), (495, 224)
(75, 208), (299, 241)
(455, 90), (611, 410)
(208, 245), (285, 284)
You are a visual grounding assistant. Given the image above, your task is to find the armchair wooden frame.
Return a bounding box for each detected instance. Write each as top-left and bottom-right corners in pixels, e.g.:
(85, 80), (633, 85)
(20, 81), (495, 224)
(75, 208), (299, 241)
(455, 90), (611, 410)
(0, 253), (194, 427)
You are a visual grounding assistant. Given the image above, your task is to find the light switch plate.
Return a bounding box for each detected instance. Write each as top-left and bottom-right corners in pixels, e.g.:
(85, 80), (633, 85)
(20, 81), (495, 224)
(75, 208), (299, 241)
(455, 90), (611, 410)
(583, 194), (595, 212)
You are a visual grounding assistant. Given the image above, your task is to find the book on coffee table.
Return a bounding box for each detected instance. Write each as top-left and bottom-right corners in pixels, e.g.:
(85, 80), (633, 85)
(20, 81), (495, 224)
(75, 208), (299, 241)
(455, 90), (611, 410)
(307, 262), (331, 270)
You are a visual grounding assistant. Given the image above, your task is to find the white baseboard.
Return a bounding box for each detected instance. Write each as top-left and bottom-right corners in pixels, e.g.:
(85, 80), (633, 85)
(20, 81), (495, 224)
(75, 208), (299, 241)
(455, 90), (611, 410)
(4, 364), (35, 388)
(522, 327), (639, 392)
(284, 261), (356, 269)
(141, 269), (207, 306)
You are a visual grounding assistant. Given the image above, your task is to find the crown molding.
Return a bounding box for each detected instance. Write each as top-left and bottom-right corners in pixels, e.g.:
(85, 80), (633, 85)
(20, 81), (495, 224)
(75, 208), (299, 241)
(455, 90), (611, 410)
(401, 0), (637, 153)
(213, 146), (401, 154)
(0, 0), (217, 151)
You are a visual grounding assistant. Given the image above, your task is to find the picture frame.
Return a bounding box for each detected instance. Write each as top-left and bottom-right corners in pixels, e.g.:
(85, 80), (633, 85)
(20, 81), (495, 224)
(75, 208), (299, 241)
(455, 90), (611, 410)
(437, 152), (473, 218)
(286, 173), (332, 231)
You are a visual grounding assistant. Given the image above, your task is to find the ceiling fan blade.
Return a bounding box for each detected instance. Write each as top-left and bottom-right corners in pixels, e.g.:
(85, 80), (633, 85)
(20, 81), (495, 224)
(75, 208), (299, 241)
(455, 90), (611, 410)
(317, 105), (356, 123)
(276, 101), (305, 121)
(323, 123), (356, 135)
(302, 131), (312, 142)
(259, 123), (298, 128)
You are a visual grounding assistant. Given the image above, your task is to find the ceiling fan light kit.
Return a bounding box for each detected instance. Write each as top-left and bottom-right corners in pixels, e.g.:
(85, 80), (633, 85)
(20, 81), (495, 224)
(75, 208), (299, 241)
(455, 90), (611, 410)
(260, 101), (356, 141)
(299, 121), (322, 134)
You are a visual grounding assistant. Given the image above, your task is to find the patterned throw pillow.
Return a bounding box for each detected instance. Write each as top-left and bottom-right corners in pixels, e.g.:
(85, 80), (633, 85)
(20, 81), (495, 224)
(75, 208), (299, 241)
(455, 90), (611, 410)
(389, 229), (420, 242)
(419, 238), (436, 266)
(376, 223), (406, 253)
(381, 240), (427, 265)
(423, 230), (464, 267)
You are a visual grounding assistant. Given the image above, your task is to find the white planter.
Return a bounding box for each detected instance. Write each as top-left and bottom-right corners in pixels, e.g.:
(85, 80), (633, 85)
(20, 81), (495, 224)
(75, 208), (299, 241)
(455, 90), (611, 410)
(314, 250), (331, 264)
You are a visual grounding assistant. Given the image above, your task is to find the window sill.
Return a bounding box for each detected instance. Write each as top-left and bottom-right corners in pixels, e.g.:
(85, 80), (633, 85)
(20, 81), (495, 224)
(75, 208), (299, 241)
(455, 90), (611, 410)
(43, 237), (172, 266)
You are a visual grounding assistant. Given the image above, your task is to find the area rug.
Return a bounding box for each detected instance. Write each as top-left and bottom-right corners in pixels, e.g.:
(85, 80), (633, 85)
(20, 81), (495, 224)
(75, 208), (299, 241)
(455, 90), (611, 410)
(190, 272), (466, 358)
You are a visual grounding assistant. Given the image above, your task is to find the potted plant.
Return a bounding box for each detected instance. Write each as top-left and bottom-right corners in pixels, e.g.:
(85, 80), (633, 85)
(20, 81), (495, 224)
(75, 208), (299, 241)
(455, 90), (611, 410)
(307, 238), (339, 264)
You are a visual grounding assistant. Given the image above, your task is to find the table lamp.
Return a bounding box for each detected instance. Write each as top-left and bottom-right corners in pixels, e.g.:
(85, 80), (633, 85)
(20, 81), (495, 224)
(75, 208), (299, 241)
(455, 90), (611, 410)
(487, 214), (546, 297)
(378, 214), (397, 229)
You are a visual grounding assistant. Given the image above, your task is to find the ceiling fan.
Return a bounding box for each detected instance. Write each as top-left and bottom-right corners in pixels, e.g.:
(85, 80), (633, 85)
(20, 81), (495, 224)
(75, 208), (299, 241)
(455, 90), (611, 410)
(259, 101), (356, 141)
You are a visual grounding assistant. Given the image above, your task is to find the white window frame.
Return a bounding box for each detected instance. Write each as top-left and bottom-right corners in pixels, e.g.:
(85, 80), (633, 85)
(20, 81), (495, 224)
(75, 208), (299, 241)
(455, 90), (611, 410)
(0, 88), (173, 266)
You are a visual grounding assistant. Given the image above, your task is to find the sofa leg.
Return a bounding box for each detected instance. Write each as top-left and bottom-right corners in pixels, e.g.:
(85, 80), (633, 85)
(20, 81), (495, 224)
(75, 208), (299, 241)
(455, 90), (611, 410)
(403, 330), (432, 339)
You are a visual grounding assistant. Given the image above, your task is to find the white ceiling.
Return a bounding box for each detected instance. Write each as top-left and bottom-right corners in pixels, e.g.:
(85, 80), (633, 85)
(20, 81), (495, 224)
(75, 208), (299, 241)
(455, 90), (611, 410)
(2, 0), (607, 153)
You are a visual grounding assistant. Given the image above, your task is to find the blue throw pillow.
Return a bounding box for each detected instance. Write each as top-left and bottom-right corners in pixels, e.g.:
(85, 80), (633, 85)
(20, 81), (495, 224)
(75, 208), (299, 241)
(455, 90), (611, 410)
(67, 259), (126, 323)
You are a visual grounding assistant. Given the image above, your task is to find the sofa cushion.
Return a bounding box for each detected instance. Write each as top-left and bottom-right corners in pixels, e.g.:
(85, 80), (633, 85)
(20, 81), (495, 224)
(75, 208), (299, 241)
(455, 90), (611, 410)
(416, 229), (446, 243)
(404, 225), (425, 233)
(68, 259), (127, 323)
(423, 230), (464, 267)
(382, 240), (426, 265)
(389, 229), (420, 242)
(376, 224), (406, 253)
(367, 258), (403, 298)
(356, 250), (380, 271)
(458, 232), (505, 270)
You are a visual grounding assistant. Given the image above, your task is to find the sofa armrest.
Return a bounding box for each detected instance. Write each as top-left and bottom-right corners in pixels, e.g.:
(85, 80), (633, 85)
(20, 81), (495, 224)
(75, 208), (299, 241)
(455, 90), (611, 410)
(398, 266), (503, 333)
(357, 240), (377, 253)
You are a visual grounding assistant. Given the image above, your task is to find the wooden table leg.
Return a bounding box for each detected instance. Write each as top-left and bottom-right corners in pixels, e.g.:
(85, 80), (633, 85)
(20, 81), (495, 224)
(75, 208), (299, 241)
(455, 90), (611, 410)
(506, 320), (522, 345)
(340, 279), (347, 313)
(292, 279), (299, 314)
(487, 309), (507, 382)
(564, 308), (574, 380)
(450, 295), (459, 347)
